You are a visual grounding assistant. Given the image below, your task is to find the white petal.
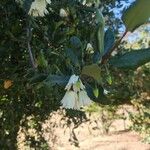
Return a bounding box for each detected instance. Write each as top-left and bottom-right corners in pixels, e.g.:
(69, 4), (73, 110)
(28, 0), (48, 16)
(69, 74), (79, 84)
(59, 8), (68, 18)
(73, 84), (80, 93)
(65, 74), (79, 90)
(65, 84), (72, 91)
(73, 98), (80, 110)
(104, 89), (109, 95)
(86, 43), (94, 54)
(46, 0), (51, 4)
(61, 91), (74, 108)
(61, 91), (80, 109)
(79, 79), (85, 90)
(86, 43), (93, 50)
(79, 90), (92, 106)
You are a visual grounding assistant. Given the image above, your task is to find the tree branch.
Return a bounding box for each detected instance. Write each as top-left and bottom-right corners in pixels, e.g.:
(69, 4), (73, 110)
(101, 30), (128, 64)
(27, 23), (36, 69)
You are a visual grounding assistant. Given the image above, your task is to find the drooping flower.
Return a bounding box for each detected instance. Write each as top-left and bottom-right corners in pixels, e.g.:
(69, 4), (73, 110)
(28, 0), (51, 17)
(59, 8), (68, 18)
(73, 79), (85, 93)
(61, 91), (80, 110)
(79, 90), (91, 106)
(65, 74), (79, 91)
(61, 74), (92, 110)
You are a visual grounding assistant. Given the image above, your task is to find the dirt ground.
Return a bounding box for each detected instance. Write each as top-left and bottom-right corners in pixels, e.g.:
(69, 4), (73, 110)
(56, 131), (150, 150)
(41, 105), (150, 150)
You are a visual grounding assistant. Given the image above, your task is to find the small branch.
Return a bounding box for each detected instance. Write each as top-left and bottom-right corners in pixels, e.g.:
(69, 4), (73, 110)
(101, 30), (128, 64)
(27, 23), (36, 69)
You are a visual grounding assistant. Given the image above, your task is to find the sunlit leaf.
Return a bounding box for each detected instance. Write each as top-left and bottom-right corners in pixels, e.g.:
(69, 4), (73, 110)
(106, 76), (112, 85)
(95, 8), (105, 53)
(81, 64), (101, 83)
(93, 87), (99, 98)
(122, 0), (150, 31)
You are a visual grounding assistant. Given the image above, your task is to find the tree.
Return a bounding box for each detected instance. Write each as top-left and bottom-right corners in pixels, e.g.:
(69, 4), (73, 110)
(0, 0), (150, 148)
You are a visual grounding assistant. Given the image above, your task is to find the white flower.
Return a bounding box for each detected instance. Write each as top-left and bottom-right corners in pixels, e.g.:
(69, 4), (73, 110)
(61, 91), (80, 110)
(61, 74), (92, 110)
(79, 91), (92, 106)
(28, 0), (50, 17)
(59, 8), (68, 18)
(45, 0), (51, 3)
(73, 79), (85, 93)
(104, 89), (109, 95)
(65, 74), (79, 90)
(86, 43), (94, 54)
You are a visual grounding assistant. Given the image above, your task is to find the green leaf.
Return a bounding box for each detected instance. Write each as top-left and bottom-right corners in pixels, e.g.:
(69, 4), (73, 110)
(65, 48), (79, 66)
(93, 87), (99, 98)
(70, 36), (82, 49)
(93, 50), (101, 63)
(44, 75), (70, 86)
(81, 64), (101, 83)
(95, 8), (105, 53)
(106, 75), (112, 85)
(23, 0), (33, 13)
(37, 51), (48, 68)
(17, 0), (33, 13)
(86, 83), (110, 104)
(0, 47), (8, 58)
(92, 9), (105, 63)
(104, 28), (115, 55)
(29, 73), (47, 84)
(109, 48), (150, 69)
(122, 0), (150, 32)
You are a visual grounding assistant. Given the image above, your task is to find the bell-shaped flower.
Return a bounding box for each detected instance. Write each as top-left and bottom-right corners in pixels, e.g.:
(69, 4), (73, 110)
(65, 74), (79, 91)
(61, 91), (80, 110)
(28, 0), (51, 17)
(61, 74), (92, 110)
(86, 43), (94, 54)
(79, 90), (92, 106)
(73, 79), (85, 93)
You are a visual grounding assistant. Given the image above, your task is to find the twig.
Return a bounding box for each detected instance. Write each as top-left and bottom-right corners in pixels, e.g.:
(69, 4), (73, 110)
(27, 22), (36, 69)
(101, 30), (128, 64)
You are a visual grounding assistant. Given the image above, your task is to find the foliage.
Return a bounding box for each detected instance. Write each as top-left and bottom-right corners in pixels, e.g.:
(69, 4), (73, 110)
(81, 64), (101, 83)
(129, 96), (150, 144)
(122, 0), (150, 32)
(85, 103), (121, 134)
(0, 0), (150, 149)
(109, 48), (150, 69)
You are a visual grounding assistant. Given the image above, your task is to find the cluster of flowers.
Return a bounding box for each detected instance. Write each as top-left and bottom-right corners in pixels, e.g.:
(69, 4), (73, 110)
(28, 0), (51, 16)
(61, 75), (92, 110)
(28, 0), (68, 17)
